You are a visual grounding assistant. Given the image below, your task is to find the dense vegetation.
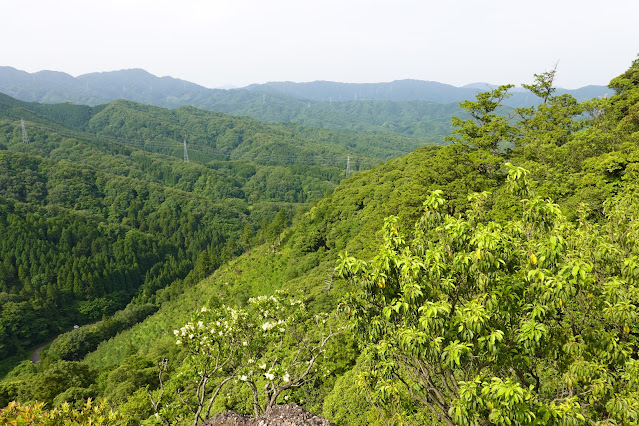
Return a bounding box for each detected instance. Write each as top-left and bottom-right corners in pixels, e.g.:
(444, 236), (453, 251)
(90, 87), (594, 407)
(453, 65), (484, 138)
(0, 95), (437, 368)
(1, 55), (639, 425)
(0, 67), (608, 140)
(0, 68), (461, 140)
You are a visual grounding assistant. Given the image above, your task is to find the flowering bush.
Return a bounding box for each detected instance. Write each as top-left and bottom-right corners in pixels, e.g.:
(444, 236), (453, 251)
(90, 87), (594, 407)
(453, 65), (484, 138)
(154, 291), (342, 424)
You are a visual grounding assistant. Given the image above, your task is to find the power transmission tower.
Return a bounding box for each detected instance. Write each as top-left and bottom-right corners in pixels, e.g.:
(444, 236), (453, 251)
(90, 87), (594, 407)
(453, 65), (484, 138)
(346, 155), (351, 177)
(183, 136), (189, 163)
(21, 119), (29, 144)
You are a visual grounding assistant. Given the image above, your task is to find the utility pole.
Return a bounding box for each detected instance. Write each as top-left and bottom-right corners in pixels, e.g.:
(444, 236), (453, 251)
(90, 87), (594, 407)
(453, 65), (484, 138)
(21, 119), (29, 144)
(183, 136), (189, 163)
(346, 155), (351, 177)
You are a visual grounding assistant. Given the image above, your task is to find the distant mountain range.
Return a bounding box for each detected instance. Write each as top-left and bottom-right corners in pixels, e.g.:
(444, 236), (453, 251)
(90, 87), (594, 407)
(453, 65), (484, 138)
(0, 66), (612, 140)
(1, 66), (610, 106)
(245, 79), (610, 106)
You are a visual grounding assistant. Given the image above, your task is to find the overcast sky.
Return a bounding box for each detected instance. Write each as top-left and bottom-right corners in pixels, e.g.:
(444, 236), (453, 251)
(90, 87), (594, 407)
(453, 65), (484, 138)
(2, 0), (638, 89)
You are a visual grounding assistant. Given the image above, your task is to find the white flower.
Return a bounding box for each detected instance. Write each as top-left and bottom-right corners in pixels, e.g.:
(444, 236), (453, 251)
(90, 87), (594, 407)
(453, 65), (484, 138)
(173, 330), (179, 336)
(282, 373), (290, 383)
(243, 341), (248, 346)
(248, 358), (254, 364)
(176, 340), (182, 345)
(262, 321), (275, 331)
(201, 306), (207, 312)
(239, 375), (248, 381)
(265, 372), (275, 381)
(259, 363), (267, 369)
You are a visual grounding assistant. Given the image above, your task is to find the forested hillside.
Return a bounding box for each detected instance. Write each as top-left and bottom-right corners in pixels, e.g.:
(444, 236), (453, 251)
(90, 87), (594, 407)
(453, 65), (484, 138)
(0, 94), (438, 371)
(1, 56), (639, 425)
(0, 66), (609, 140)
(0, 67), (460, 139)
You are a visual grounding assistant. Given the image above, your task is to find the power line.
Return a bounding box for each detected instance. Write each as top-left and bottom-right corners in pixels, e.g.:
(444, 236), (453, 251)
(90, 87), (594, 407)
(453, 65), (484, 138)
(21, 119), (29, 144)
(7, 117), (368, 170)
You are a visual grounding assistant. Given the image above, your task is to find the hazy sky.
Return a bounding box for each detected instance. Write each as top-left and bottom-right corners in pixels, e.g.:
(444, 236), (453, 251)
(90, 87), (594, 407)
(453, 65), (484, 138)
(2, 0), (638, 89)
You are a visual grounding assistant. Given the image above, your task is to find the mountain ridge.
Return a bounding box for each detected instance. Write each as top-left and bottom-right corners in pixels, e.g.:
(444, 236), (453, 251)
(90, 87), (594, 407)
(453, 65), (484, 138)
(1, 65), (610, 107)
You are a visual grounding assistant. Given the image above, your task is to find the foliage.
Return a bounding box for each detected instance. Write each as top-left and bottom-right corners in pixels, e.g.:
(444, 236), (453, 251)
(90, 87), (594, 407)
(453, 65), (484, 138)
(322, 357), (374, 426)
(338, 164), (639, 424)
(44, 304), (158, 363)
(0, 89), (401, 361)
(446, 85), (515, 152)
(2, 56), (639, 426)
(0, 399), (126, 425)
(150, 291), (342, 425)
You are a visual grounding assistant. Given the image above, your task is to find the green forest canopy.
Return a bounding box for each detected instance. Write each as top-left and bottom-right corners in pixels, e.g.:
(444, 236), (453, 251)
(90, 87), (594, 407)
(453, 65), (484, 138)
(1, 56), (639, 425)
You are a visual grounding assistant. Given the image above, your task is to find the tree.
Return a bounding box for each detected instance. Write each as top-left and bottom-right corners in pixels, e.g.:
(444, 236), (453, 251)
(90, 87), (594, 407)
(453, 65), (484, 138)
(446, 85), (515, 153)
(337, 164), (639, 425)
(522, 66), (558, 103)
(268, 208), (288, 247)
(240, 223), (254, 253)
(515, 68), (587, 148)
(152, 292), (342, 425)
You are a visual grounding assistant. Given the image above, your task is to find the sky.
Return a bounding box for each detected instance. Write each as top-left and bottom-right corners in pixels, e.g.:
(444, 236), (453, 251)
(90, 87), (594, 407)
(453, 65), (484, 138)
(2, 0), (638, 89)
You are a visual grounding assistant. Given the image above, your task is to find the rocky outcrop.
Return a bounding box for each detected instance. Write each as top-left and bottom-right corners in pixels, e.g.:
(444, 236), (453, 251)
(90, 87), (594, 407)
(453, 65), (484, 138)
(203, 403), (334, 426)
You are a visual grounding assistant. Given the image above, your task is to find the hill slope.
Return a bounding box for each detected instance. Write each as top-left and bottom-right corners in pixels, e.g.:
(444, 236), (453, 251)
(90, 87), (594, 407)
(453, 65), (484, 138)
(1, 66), (609, 139)
(0, 67), (460, 139)
(0, 93), (438, 367)
(3, 58), (638, 425)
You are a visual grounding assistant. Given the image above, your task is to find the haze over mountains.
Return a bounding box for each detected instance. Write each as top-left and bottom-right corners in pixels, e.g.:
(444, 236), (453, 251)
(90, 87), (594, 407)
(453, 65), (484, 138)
(0, 67), (610, 142)
(0, 66), (609, 106)
(244, 79), (610, 105)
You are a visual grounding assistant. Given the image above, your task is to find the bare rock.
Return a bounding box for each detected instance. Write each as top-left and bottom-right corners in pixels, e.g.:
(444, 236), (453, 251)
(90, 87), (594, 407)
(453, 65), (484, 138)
(203, 403), (334, 426)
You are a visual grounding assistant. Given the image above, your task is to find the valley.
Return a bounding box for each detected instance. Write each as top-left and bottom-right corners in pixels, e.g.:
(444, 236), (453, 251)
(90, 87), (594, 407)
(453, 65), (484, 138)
(1, 57), (639, 425)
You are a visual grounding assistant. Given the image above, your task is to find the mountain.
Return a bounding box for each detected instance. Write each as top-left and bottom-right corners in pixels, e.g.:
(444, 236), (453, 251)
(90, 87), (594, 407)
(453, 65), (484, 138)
(74, 57), (639, 425)
(244, 79), (611, 107)
(245, 79), (480, 103)
(0, 67), (609, 140)
(0, 67), (460, 140)
(0, 67), (207, 106)
(33, 57), (639, 424)
(3, 57), (638, 425)
(0, 92), (441, 375)
(0, 92), (435, 166)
